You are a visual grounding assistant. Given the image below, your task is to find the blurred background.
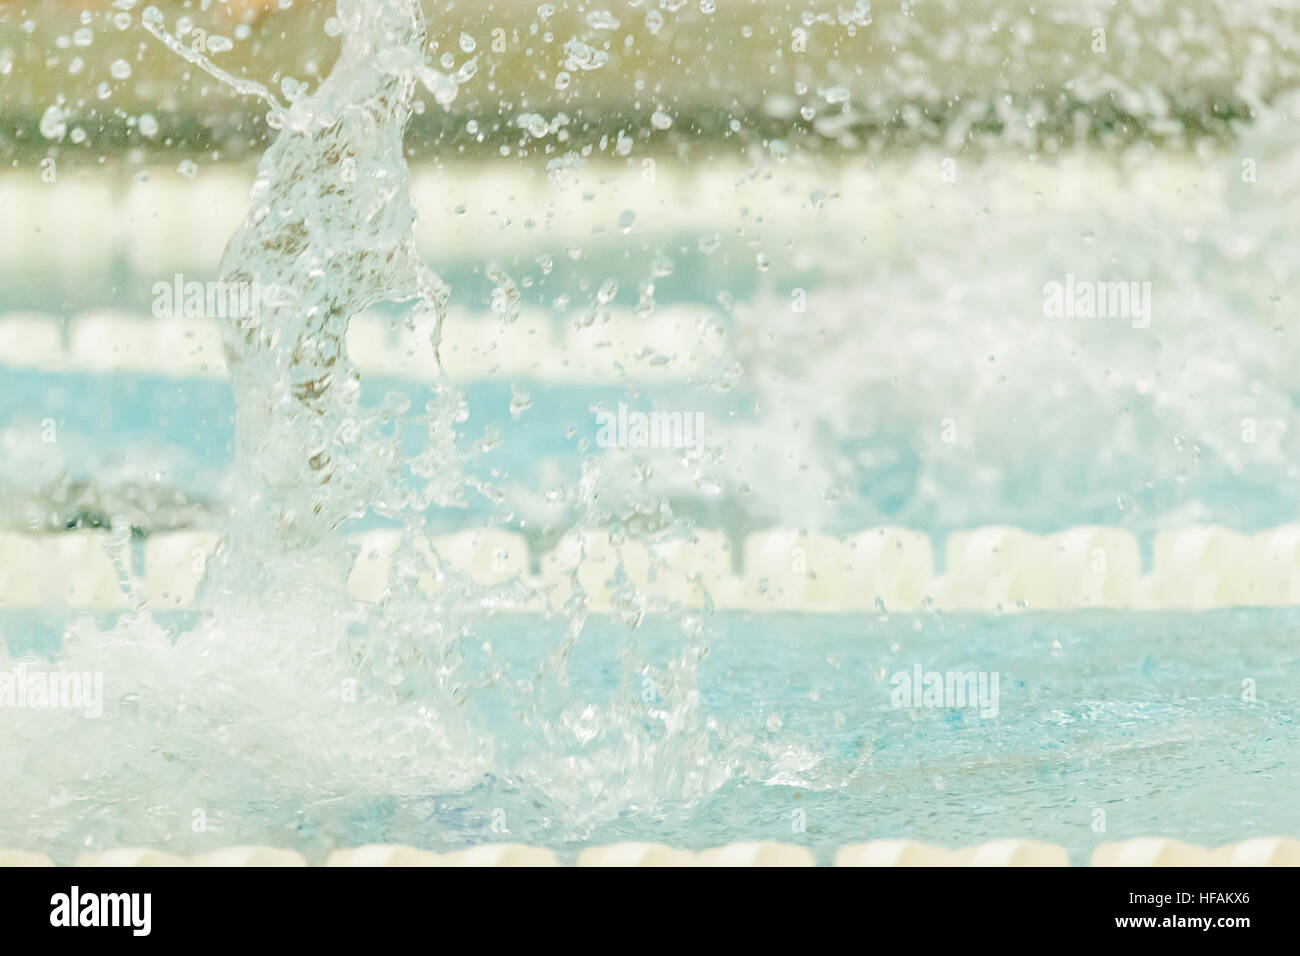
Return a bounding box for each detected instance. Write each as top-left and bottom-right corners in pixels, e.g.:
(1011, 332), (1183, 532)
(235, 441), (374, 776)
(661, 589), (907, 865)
(3, 0), (1300, 559)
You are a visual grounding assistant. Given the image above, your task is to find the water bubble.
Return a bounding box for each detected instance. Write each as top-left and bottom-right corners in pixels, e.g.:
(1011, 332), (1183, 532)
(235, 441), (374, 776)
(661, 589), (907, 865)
(138, 113), (159, 138)
(110, 59), (132, 80)
(177, 159), (198, 180)
(39, 104), (68, 141)
(617, 209), (636, 232)
(516, 112), (549, 138)
(459, 33), (476, 53)
(563, 38), (608, 71)
(73, 27), (93, 47)
(554, 71), (571, 90)
(208, 35), (233, 53)
(586, 10), (620, 30)
(700, 0), (717, 13)
(509, 386), (533, 420)
(651, 110), (673, 131)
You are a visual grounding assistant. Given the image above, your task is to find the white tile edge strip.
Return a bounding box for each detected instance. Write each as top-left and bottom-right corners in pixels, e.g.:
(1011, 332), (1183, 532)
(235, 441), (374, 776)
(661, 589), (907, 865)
(0, 308), (730, 384)
(6, 836), (1296, 866)
(2, 524), (1299, 612)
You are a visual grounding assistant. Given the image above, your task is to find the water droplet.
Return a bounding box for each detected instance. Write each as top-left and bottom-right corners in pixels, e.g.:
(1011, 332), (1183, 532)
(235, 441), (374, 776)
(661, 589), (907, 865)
(563, 38), (607, 71)
(617, 209), (636, 232)
(39, 104), (69, 141)
(586, 10), (620, 30)
(510, 386), (533, 420)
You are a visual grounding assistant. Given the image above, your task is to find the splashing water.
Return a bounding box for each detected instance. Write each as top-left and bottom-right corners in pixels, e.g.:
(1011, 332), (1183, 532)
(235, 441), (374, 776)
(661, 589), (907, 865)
(0, 1), (752, 860)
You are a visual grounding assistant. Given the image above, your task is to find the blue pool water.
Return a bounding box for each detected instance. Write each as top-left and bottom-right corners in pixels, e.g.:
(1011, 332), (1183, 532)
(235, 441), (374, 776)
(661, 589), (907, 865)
(2, 606), (1297, 863)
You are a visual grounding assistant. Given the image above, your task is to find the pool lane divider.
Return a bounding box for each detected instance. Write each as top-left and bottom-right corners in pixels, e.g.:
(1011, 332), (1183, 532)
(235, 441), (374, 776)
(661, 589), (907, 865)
(1, 524), (1298, 612)
(0, 308), (729, 384)
(4, 837), (1298, 866)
